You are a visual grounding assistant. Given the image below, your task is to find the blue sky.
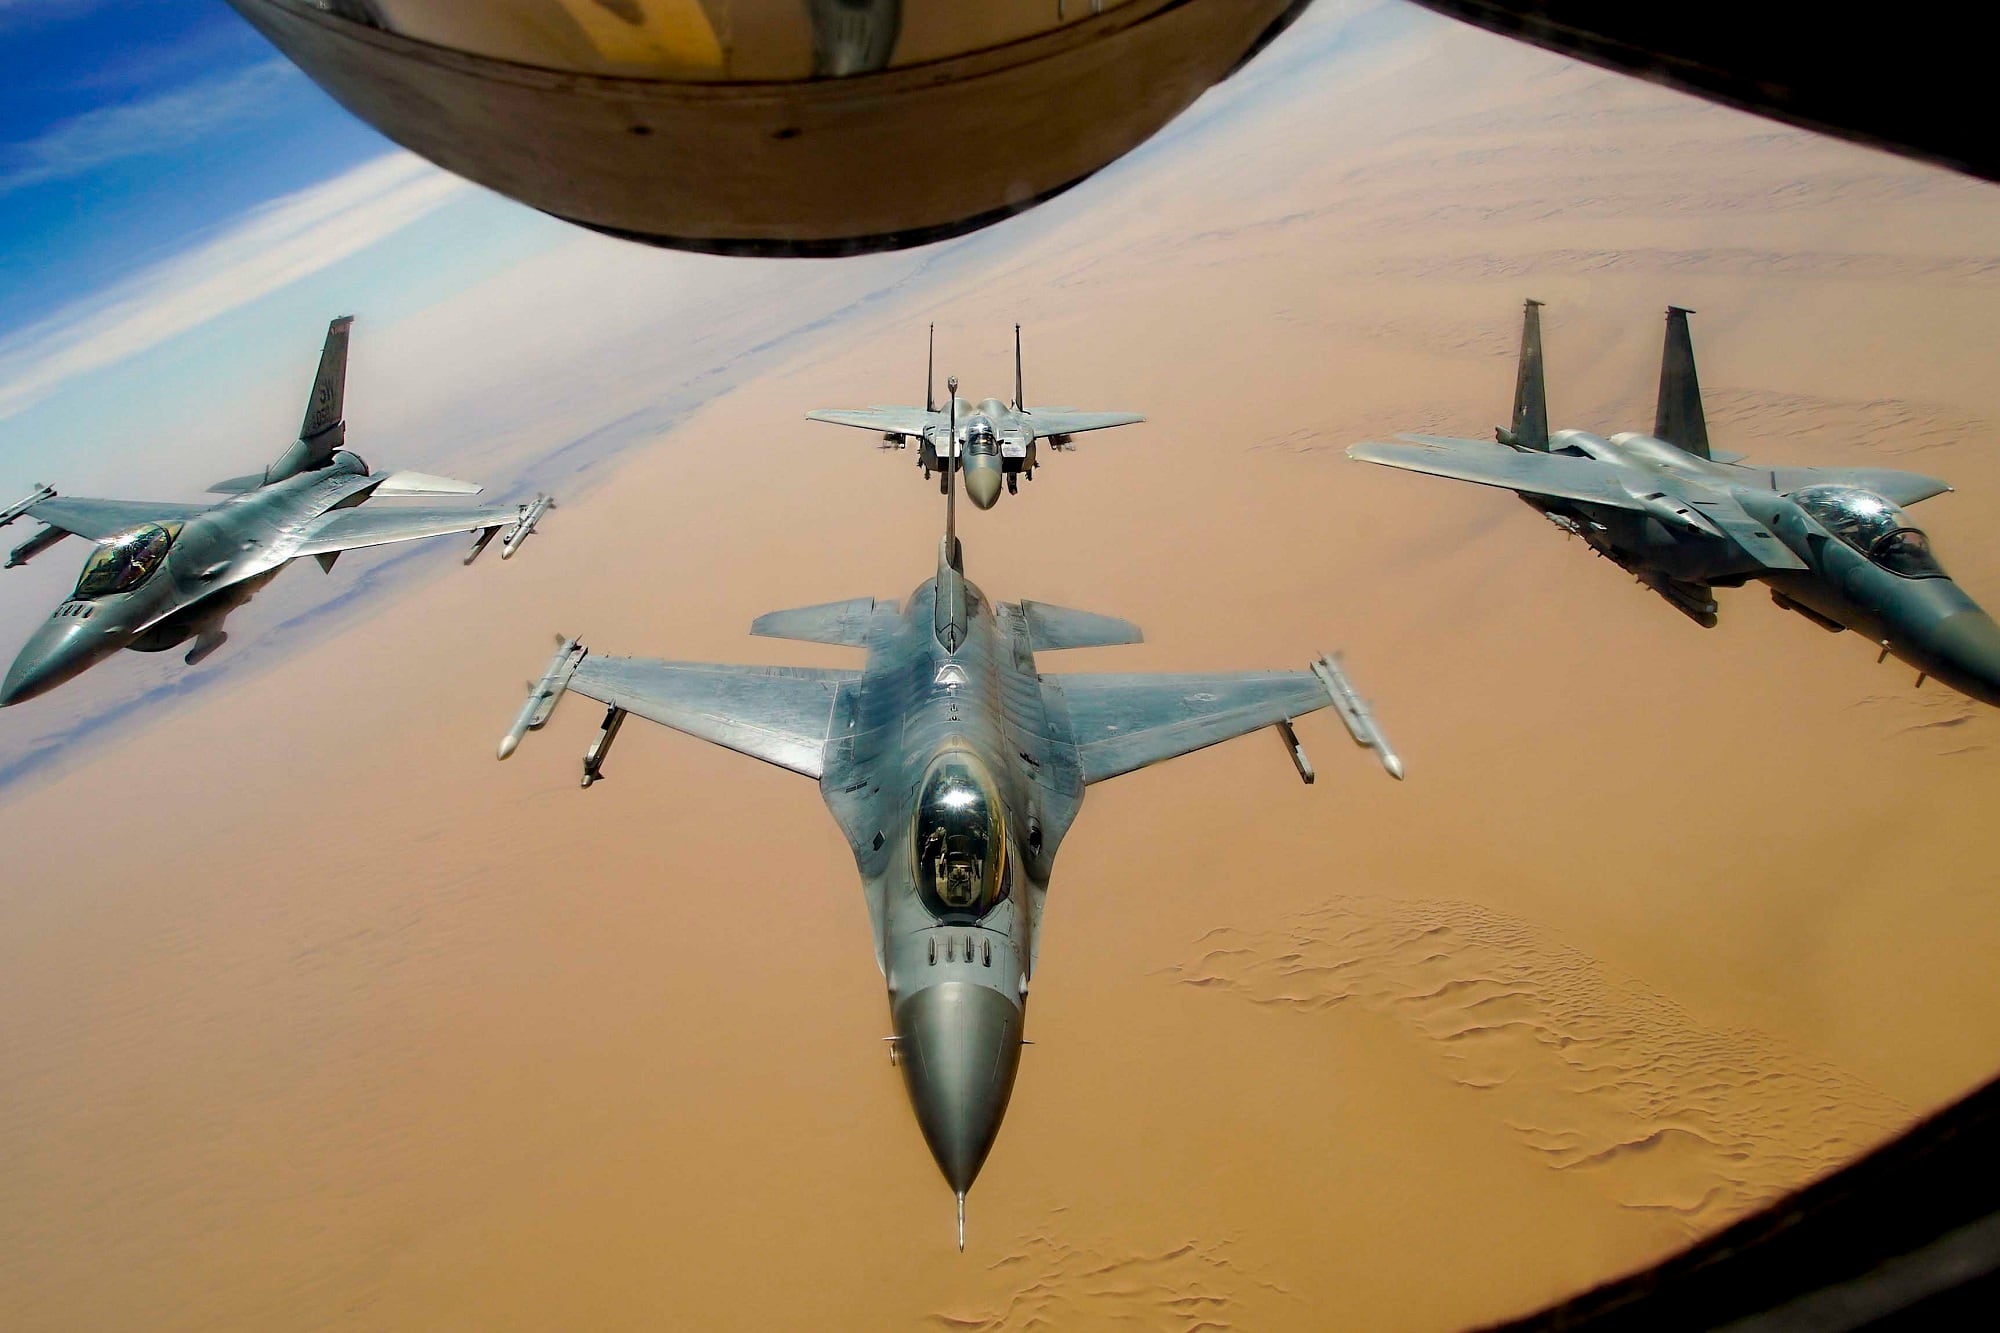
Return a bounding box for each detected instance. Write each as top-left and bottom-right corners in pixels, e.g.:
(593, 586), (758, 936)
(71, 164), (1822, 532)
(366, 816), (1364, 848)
(0, 0), (393, 335)
(0, 0), (577, 494)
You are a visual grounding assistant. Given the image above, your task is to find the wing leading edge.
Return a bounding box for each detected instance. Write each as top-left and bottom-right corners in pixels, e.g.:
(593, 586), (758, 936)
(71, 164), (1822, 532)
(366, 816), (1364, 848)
(1045, 656), (1400, 785)
(20, 496), (207, 541)
(1349, 438), (1648, 510)
(502, 643), (856, 779)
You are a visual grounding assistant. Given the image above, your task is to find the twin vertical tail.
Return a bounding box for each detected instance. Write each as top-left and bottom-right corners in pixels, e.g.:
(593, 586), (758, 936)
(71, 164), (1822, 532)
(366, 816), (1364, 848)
(1654, 306), (1711, 459)
(1498, 299), (1550, 451)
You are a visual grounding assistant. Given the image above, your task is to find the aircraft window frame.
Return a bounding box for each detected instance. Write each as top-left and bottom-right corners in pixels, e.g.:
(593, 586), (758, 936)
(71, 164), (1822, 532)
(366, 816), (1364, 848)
(74, 523), (180, 600)
(1792, 486), (1945, 579)
(912, 754), (1010, 921)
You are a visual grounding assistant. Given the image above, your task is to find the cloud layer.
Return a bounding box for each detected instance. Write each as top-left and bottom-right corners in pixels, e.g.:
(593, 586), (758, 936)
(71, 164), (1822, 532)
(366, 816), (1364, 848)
(0, 152), (468, 422)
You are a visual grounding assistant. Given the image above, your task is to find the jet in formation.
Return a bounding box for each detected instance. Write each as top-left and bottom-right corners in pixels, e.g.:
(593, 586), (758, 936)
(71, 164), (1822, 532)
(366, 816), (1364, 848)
(808, 326), (1143, 510)
(501, 378), (1401, 1245)
(0, 317), (555, 706)
(1350, 301), (2000, 706)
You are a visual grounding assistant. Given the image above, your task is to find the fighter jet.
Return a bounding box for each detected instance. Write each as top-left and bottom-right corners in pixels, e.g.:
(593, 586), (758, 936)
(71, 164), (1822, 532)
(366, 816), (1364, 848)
(500, 378), (1401, 1243)
(807, 326), (1144, 510)
(1349, 301), (2000, 706)
(0, 316), (554, 706)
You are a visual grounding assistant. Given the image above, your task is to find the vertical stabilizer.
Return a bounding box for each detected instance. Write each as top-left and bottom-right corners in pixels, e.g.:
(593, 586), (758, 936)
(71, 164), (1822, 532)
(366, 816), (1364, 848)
(300, 315), (352, 450)
(1654, 306), (1711, 459)
(1013, 323), (1025, 410)
(264, 316), (355, 484)
(1501, 299), (1550, 451)
(925, 324), (936, 414)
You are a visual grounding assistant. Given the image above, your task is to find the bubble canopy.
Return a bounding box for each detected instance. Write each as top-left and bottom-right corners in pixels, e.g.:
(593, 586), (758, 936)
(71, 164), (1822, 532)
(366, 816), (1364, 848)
(1792, 486), (1946, 579)
(227, 0), (1310, 255)
(913, 752), (1010, 921)
(74, 524), (179, 600)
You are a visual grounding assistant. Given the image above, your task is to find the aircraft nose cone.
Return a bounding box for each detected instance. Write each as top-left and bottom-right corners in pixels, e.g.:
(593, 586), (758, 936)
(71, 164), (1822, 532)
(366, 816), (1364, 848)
(894, 981), (1024, 1196)
(1924, 607), (2000, 707)
(1, 617), (105, 706)
(963, 461), (1002, 510)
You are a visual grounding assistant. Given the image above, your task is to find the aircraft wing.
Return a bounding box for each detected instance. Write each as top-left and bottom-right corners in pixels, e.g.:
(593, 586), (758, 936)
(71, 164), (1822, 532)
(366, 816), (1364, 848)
(22, 497), (206, 541)
(805, 407), (936, 437)
(1349, 438), (1649, 510)
(289, 502), (524, 557)
(1046, 669), (1345, 785)
(566, 655), (853, 778)
(1023, 410), (1145, 439)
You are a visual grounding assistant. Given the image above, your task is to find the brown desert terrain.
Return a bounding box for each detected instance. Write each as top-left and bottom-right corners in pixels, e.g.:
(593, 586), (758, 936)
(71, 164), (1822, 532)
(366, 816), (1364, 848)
(4, 5), (2000, 1329)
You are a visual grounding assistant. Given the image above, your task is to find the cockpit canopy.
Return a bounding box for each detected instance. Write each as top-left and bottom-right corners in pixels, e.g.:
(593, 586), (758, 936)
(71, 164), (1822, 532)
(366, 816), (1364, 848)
(74, 523), (179, 600)
(913, 753), (1009, 920)
(1792, 486), (1944, 578)
(963, 420), (999, 458)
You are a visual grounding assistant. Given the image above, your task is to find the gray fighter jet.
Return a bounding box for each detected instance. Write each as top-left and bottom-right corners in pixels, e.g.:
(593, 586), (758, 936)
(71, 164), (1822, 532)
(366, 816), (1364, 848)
(807, 326), (1144, 510)
(0, 317), (554, 705)
(1350, 301), (2000, 706)
(500, 379), (1400, 1244)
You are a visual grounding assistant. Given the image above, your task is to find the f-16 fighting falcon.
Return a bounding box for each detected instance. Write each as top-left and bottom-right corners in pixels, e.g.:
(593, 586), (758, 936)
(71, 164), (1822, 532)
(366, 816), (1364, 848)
(806, 325), (1143, 510)
(0, 317), (554, 705)
(1350, 301), (2000, 706)
(501, 379), (1400, 1246)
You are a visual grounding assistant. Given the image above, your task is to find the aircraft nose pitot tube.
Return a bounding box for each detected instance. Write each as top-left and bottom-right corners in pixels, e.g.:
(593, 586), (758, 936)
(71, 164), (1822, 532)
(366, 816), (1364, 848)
(1, 616), (115, 706)
(893, 980), (1023, 1219)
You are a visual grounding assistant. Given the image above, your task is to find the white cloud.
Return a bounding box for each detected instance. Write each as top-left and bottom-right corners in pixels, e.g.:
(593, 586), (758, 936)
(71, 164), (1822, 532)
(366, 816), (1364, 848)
(0, 153), (468, 421)
(1, 60), (302, 194)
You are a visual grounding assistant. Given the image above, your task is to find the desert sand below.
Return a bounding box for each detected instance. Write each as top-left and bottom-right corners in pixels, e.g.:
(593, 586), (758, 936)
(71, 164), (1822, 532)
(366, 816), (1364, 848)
(4, 7), (2000, 1330)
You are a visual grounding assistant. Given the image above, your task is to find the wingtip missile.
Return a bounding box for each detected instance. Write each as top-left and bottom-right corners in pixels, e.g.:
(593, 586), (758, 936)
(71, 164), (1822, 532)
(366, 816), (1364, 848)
(500, 494), (555, 559)
(499, 635), (585, 759)
(0, 484), (55, 529)
(1310, 653), (1404, 779)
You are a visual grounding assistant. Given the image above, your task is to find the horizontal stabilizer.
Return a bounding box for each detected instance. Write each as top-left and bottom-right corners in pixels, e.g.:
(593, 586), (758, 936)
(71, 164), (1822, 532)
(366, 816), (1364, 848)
(371, 471), (482, 497)
(751, 598), (880, 648)
(1016, 600), (1143, 652)
(206, 473), (265, 495)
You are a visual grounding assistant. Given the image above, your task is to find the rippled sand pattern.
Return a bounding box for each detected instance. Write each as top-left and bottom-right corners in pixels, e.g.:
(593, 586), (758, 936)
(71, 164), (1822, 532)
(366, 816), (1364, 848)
(1164, 898), (1907, 1231)
(934, 1230), (1285, 1332)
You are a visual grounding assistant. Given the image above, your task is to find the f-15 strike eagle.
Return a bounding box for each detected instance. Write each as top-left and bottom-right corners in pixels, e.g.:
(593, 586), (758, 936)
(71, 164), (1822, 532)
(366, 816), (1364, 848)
(0, 316), (554, 706)
(1350, 301), (2000, 707)
(806, 325), (1143, 510)
(501, 378), (1401, 1246)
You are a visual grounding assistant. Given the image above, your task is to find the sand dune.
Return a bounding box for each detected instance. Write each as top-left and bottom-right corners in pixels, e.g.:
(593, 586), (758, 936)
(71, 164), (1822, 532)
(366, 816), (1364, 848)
(4, 3), (2000, 1329)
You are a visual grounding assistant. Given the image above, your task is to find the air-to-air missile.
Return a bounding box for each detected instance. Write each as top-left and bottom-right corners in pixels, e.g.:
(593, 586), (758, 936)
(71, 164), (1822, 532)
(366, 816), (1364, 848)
(501, 494), (556, 559)
(222, 0), (1313, 256)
